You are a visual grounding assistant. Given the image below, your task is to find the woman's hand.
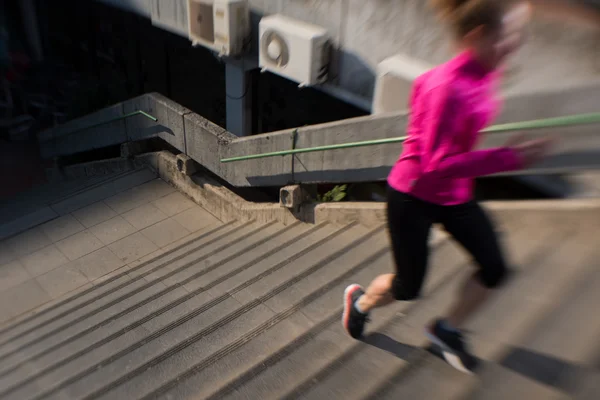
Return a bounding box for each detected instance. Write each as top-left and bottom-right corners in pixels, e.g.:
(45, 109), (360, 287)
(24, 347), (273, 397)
(505, 134), (554, 168)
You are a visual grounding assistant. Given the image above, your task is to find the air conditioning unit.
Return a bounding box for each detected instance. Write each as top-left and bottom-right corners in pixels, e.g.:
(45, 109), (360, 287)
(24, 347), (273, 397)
(150, 0), (188, 37)
(259, 14), (331, 88)
(187, 0), (250, 57)
(372, 54), (433, 114)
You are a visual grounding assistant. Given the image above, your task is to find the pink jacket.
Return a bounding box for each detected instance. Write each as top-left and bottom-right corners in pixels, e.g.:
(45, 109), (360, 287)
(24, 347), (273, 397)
(387, 50), (523, 205)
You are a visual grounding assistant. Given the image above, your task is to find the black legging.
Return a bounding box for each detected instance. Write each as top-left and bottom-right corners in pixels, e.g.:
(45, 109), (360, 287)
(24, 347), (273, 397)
(387, 186), (509, 301)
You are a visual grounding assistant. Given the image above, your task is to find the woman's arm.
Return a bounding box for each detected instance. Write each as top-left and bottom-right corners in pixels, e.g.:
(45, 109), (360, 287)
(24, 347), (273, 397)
(418, 84), (523, 179)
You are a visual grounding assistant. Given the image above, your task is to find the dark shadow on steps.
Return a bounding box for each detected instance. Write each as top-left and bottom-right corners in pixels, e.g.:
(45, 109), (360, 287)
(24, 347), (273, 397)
(362, 332), (416, 361)
(366, 333), (591, 396)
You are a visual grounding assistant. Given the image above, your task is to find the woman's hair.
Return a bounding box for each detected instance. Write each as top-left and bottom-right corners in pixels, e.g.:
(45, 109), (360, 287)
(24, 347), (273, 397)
(430, 0), (511, 37)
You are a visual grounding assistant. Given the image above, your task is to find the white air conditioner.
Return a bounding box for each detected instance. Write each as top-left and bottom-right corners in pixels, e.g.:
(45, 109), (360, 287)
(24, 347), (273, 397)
(372, 54), (433, 114)
(150, 0), (188, 37)
(259, 14), (331, 88)
(187, 0), (250, 57)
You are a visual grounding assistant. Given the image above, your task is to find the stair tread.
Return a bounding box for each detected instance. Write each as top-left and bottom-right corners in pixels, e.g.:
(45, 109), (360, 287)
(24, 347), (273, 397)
(0, 220), (247, 351)
(8, 224), (384, 399)
(229, 212), (560, 400)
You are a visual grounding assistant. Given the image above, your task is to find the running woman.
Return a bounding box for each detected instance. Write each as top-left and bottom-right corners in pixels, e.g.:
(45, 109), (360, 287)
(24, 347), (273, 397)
(342, 0), (553, 373)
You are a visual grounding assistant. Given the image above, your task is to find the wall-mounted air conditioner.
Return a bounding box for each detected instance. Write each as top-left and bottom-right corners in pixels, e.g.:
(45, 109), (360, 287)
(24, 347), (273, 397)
(150, 0), (188, 37)
(259, 14), (331, 88)
(187, 0), (250, 57)
(372, 54), (433, 114)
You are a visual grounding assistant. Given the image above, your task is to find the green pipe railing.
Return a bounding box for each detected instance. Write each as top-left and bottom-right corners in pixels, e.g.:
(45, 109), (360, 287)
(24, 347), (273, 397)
(62, 110), (157, 137)
(220, 112), (600, 163)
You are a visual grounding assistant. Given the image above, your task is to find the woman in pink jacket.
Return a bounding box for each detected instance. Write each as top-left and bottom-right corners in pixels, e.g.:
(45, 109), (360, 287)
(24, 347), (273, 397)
(343, 0), (552, 373)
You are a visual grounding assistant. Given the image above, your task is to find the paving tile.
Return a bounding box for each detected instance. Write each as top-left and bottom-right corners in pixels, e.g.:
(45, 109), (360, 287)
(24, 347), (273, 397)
(4, 227), (52, 257)
(141, 217), (191, 248)
(0, 279), (52, 317)
(74, 247), (126, 281)
(0, 303), (15, 325)
(0, 242), (17, 265)
(136, 179), (176, 201)
(55, 230), (105, 261)
(20, 244), (69, 277)
(89, 215), (138, 245)
(36, 262), (90, 299)
(0, 206), (58, 241)
(104, 179), (174, 215)
(108, 232), (159, 263)
(110, 168), (157, 193)
(104, 186), (149, 215)
(0, 259), (31, 292)
(91, 264), (131, 285)
(39, 214), (85, 242)
(152, 191), (196, 216)
(51, 184), (117, 216)
(122, 203), (168, 230)
(71, 200), (118, 228)
(172, 206), (218, 232)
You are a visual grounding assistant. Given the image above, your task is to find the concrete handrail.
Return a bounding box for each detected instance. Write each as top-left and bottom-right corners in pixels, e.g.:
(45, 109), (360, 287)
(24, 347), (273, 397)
(220, 112), (600, 163)
(38, 82), (600, 187)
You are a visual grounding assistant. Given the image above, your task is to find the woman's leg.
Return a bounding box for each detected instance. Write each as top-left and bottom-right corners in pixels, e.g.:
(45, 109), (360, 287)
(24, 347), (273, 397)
(426, 201), (509, 373)
(343, 189), (433, 339)
(355, 273), (396, 311)
(441, 201), (509, 328)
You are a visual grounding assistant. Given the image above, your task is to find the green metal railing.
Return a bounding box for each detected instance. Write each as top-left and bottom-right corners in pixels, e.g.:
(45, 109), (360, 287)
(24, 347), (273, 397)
(220, 112), (600, 163)
(62, 110), (157, 137)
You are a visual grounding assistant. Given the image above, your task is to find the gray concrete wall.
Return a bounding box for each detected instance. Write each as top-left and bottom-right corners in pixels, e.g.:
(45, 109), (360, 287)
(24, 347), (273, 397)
(39, 81), (600, 187)
(99, 0), (600, 103)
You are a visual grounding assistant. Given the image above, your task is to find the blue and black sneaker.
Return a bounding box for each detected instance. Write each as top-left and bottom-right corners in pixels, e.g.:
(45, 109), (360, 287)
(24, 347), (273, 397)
(425, 319), (478, 374)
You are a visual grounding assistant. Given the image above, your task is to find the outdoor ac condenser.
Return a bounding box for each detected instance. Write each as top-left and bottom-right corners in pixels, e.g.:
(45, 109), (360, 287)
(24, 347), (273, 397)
(259, 14), (331, 88)
(372, 54), (432, 114)
(187, 0), (250, 57)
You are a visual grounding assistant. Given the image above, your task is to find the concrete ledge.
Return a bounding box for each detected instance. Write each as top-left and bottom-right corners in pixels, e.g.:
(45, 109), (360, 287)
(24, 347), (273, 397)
(138, 151), (300, 225)
(311, 202), (387, 228)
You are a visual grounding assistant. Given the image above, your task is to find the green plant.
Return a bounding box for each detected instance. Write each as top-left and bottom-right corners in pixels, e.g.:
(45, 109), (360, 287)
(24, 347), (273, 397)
(317, 184), (348, 202)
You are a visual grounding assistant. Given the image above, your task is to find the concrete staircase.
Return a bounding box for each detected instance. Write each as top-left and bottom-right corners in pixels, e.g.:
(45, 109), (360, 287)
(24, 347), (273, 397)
(0, 168), (598, 399)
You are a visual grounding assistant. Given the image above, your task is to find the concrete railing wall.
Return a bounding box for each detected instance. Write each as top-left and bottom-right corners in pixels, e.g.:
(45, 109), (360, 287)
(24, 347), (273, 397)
(39, 83), (600, 187)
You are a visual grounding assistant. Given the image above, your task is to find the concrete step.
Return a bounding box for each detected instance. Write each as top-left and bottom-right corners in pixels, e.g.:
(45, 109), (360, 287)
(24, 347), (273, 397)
(358, 213), (599, 400)
(3, 223), (377, 399)
(462, 233), (600, 400)
(207, 212), (554, 400)
(0, 218), (235, 339)
(197, 233), (457, 400)
(0, 220), (269, 362)
(0, 221), (343, 395)
(78, 224), (383, 400)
